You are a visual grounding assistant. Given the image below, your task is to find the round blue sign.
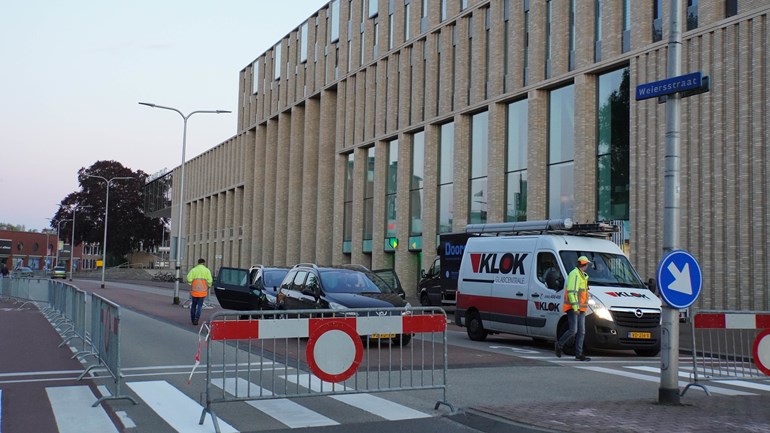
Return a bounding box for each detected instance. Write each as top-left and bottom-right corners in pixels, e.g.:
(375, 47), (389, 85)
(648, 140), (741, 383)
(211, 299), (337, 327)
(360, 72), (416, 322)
(656, 249), (702, 309)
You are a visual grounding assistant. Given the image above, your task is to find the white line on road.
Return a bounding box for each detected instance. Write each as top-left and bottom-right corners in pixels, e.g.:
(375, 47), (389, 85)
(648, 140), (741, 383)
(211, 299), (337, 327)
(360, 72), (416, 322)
(213, 377), (338, 428)
(578, 366), (755, 396)
(128, 380), (238, 433)
(46, 386), (119, 433)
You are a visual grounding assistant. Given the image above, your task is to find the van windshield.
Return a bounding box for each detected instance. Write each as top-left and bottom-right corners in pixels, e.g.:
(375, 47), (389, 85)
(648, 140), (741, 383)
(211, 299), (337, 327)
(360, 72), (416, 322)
(558, 251), (646, 289)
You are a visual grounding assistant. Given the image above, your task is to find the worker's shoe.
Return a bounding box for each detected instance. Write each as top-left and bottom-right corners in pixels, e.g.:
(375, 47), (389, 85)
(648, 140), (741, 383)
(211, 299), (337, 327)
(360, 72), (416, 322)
(193, 319), (199, 326)
(575, 354), (591, 361)
(554, 342), (562, 358)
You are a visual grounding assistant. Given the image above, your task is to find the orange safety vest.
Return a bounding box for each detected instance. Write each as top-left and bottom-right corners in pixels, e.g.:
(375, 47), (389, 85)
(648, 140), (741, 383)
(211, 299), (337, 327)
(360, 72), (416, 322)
(187, 264), (212, 298)
(562, 267), (589, 312)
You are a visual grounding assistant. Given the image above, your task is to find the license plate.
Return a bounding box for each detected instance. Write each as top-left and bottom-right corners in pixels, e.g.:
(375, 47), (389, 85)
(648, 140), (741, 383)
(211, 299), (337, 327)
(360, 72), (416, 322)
(370, 333), (396, 339)
(628, 332), (651, 339)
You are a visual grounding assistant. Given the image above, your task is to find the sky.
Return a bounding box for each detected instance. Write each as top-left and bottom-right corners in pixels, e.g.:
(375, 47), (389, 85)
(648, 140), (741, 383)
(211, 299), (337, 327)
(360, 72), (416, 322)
(0, 0), (328, 231)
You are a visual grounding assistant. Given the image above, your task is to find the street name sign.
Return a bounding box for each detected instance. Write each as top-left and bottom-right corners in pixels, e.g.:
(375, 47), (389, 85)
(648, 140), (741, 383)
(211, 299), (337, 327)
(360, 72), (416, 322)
(636, 72), (704, 101)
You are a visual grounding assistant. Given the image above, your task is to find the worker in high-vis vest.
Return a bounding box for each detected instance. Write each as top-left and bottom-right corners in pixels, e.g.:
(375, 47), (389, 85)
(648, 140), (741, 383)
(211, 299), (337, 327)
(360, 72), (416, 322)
(554, 255), (591, 361)
(186, 258), (213, 326)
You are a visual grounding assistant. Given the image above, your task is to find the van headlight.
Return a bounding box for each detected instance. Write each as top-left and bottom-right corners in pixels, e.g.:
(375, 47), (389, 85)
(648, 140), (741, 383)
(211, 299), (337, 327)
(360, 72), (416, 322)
(588, 297), (613, 322)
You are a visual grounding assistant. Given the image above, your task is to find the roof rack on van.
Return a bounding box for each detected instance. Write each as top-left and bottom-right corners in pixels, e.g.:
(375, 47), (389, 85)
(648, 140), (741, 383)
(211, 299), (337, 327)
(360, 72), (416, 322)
(464, 219), (618, 238)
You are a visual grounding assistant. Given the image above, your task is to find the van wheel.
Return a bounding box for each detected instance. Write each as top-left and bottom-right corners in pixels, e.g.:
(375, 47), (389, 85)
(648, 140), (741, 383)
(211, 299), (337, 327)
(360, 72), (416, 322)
(466, 311), (488, 341)
(635, 346), (660, 357)
(420, 292), (431, 307)
(556, 322), (576, 356)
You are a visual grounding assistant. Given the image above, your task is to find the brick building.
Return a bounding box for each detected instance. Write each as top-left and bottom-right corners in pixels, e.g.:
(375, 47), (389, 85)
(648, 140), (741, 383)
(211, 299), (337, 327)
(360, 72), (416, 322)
(148, 0), (769, 311)
(0, 229), (99, 274)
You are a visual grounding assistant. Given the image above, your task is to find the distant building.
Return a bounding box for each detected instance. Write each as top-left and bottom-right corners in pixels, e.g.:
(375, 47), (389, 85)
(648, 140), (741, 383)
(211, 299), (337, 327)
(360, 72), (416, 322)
(0, 229), (99, 273)
(150, 1), (769, 311)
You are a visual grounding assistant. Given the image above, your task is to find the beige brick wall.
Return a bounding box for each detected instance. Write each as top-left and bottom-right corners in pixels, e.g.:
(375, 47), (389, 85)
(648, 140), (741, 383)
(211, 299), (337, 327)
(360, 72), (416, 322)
(173, 1), (769, 307)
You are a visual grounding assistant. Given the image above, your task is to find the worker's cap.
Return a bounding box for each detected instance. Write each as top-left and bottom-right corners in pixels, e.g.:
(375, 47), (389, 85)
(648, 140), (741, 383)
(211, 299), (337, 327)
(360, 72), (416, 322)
(577, 256), (591, 264)
(197, 258), (206, 264)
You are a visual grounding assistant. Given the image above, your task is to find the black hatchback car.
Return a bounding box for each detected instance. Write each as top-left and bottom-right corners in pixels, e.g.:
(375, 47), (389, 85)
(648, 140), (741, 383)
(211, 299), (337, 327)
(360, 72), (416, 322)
(213, 266), (289, 311)
(276, 264), (412, 345)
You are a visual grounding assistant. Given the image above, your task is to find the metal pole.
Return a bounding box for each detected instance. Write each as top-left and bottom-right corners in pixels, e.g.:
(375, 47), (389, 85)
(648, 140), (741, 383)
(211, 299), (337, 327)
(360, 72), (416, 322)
(70, 208), (76, 281)
(138, 102), (230, 305)
(101, 183), (110, 289)
(660, 0), (683, 405)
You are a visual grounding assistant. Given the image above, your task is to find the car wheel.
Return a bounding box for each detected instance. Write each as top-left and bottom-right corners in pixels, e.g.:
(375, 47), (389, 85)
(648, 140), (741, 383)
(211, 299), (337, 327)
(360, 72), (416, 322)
(556, 321), (577, 356)
(420, 292), (431, 307)
(466, 311), (487, 341)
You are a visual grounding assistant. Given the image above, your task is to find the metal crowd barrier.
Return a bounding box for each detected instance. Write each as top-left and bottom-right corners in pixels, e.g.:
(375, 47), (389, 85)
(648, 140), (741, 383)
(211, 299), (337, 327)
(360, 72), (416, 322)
(682, 309), (770, 396)
(41, 281), (90, 357)
(79, 293), (137, 407)
(0, 276), (50, 308)
(199, 307), (453, 433)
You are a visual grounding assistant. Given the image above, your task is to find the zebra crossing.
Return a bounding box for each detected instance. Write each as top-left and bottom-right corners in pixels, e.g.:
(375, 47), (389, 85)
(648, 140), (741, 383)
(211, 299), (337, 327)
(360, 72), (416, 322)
(5, 375), (432, 433)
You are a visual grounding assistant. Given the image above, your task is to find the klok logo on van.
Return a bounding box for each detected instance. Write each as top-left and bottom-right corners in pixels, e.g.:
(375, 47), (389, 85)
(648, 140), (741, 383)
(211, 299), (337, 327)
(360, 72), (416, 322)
(469, 253), (528, 275)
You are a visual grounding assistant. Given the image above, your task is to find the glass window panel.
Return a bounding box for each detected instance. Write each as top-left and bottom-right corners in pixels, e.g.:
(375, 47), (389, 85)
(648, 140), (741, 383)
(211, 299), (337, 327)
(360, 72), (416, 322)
(369, 0), (379, 17)
(300, 22), (309, 63)
(549, 85), (574, 164)
(343, 201), (353, 241)
(411, 131), (425, 190)
(274, 43), (281, 79)
(507, 99), (528, 171)
(252, 61), (260, 94)
(597, 67), (630, 221)
(365, 147), (375, 197)
(385, 195), (397, 237)
(331, 0), (340, 42)
(469, 177), (488, 224)
(440, 122), (455, 184)
(387, 139), (398, 194)
(363, 198), (374, 240)
(506, 171), (527, 222)
(344, 153), (354, 200)
(410, 189), (423, 236)
(548, 162), (574, 219)
(471, 111), (489, 178)
(438, 183), (453, 234)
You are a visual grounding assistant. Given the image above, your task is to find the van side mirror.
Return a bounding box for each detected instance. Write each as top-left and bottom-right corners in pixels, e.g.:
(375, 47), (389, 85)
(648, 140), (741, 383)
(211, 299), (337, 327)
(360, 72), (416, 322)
(646, 278), (657, 294)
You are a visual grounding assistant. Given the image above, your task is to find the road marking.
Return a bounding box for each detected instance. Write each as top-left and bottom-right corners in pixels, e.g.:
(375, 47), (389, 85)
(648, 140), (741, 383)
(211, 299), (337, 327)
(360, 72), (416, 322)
(579, 366), (755, 396)
(213, 377), (338, 428)
(46, 386), (119, 433)
(128, 380), (238, 433)
(283, 374), (431, 420)
(715, 380), (770, 392)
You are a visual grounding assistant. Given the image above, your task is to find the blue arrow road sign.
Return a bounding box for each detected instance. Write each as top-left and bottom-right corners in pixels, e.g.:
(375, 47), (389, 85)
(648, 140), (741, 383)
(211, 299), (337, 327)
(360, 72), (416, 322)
(656, 250), (702, 309)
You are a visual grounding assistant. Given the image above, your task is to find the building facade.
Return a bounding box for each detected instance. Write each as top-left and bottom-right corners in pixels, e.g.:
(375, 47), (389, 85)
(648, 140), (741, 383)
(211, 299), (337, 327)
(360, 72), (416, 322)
(162, 0), (769, 311)
(0, 230), (97, 273)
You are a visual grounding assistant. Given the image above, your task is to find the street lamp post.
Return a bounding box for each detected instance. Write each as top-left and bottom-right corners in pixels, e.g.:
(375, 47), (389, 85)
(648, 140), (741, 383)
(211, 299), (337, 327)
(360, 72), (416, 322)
(55, 219), (72, 267)
(68, 205), (91, 281)
(139, 102), (231, 305)
(86, 175), (132, 288)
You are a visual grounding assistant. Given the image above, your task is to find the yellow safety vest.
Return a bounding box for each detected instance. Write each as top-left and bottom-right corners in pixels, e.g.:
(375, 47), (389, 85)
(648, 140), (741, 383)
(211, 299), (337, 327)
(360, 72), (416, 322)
(187, 264), (212, 298)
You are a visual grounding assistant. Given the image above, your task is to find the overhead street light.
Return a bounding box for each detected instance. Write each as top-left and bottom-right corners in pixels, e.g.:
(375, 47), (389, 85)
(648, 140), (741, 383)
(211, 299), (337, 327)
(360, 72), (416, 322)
(85, 175), (133, 288)
(139, 102), (231, 305)
(68, 204), (91, 281)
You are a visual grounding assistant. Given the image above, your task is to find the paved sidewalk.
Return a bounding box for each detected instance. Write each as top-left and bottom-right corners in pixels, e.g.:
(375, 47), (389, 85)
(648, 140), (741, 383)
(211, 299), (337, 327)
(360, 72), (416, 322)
(471, 393), (770, 433)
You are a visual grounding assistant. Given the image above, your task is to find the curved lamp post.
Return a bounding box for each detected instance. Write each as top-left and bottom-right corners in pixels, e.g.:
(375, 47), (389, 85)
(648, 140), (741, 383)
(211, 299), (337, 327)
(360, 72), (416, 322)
(68, 204), (91, 281)
(85, 175), (132, 288)
(139, 102), (231, 305)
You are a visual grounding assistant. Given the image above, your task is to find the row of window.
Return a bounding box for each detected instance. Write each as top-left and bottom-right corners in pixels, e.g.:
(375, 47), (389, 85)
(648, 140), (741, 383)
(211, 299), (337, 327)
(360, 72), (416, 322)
(252, 0), (741, 99)
(342, 66), (630, 253)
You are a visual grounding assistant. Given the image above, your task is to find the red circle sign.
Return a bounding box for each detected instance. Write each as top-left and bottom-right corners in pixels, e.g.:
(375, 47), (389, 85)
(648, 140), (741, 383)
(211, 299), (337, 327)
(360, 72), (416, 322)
(306, 319), (363, 383)
(754, 329), (770, 377)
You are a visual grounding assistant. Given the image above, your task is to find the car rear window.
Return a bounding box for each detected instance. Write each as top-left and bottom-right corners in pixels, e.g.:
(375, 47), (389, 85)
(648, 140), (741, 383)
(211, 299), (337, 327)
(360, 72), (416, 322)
(320, 270), (383, 294)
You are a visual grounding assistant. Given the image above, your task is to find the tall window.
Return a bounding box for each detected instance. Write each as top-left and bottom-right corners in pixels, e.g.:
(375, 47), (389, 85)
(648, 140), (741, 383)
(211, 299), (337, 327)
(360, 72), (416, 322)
(404, 0), (411, 41)
(569, 0), (576, 71)
(726, 0), (738, 17)
(507, 99), (528, 222)
(369, 0), (379, 17)
(548, 85), (575, 219)
(523, 1), (530, 86)
(687, 0), (699, 30)
(594, 0), (602, 62)
(545, 0), (552, 78)
(438, 122), (455, 233)
(597, 68), (630, 221)
(274, 43), (281, 80)
(330, 0), (340, 43)
(252, 60), (260, 95)
(385, 139), (399, 250)
(503, 0), (511, 90)
(363, 147), (375, 252)
(410, 131), (425, 239)
(343, 153), (354, 253)
(421, 0), (428, 33)
(652, 0), (663, 42)
(470, 111), (489, 224)
(621, 0), (630, 53)
(300, 21), (309, 63)
(388, 0), (395, 49)
(440, 0), (447, 22)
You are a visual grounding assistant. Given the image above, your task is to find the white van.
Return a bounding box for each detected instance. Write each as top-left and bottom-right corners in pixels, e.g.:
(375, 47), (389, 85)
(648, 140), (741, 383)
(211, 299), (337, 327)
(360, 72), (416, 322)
(454, 220), (662, 356)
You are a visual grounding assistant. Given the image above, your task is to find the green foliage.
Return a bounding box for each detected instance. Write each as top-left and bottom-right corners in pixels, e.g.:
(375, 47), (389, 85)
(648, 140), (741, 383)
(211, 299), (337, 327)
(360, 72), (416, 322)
(51, 160), (165, 262)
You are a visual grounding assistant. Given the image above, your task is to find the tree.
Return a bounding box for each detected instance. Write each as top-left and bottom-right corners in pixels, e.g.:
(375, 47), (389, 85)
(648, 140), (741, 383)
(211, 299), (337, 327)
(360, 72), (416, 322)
(51, 160), (165, 265)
